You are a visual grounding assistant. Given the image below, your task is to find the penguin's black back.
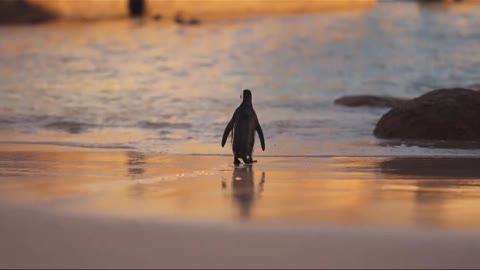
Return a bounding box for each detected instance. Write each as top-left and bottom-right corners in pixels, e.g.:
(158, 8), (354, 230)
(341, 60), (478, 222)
(232, 104), (257, 157)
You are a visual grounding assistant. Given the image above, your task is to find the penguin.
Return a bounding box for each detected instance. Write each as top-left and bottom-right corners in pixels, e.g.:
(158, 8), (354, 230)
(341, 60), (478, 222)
(221, 89), (265, 165)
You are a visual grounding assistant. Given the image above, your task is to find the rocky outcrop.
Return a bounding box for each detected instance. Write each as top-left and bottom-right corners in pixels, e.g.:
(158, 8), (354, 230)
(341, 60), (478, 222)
(0, 0), (127, 23)
(334, 95), (409, 108)
(374, 88), (480, 140)
(0, 0), (56, 24)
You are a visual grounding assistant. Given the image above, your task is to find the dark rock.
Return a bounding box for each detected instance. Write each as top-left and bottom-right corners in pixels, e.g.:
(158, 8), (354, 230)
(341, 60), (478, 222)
(0, 0), (56, 24)
(374, 88), (480, 140)
(334, 95), (409, 108)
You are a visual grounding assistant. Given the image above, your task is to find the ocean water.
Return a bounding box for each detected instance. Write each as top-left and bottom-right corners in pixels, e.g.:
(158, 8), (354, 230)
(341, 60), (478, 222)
(1, 1), (480, 157)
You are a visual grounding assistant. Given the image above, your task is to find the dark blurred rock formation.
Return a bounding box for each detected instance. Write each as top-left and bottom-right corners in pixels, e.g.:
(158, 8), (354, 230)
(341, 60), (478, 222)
(0, 0), (56, 24)
(374, 88), (480, 140)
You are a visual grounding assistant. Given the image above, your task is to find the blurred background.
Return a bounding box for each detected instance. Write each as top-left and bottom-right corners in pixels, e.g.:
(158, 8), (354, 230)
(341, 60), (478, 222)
(1, 0), (480, 156)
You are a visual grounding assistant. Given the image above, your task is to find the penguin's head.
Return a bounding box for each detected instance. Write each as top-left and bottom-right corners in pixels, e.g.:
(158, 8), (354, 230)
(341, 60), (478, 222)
(242, 89), (252, 103)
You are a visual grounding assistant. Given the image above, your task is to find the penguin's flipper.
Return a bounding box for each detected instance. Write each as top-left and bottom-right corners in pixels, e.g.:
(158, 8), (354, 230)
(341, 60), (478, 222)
(256, 124), (266, 151)
(221, 123), (233, 147)
(221, 110), (237, 147)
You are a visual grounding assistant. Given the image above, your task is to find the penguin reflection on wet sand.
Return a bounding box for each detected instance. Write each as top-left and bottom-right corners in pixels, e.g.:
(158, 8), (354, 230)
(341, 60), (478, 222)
(222, 166), (266, 220)
(221, 89), (266, 165)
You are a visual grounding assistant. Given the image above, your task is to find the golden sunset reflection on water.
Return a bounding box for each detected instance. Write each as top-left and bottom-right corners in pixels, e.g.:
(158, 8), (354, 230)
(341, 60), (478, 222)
(1, 143), (480, 232)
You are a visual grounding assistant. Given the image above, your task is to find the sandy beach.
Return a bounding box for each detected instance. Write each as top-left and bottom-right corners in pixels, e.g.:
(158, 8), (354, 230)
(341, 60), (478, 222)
(2, 201), (480, 269)
(1, 142), (480, 268)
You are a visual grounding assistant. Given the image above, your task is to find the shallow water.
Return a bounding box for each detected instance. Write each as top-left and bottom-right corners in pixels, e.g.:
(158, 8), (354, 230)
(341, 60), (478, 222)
(1, 1), (480, 157)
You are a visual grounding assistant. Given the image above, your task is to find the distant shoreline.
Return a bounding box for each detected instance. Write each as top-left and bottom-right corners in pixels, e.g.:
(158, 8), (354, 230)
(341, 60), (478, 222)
(0, 0), (376, 25)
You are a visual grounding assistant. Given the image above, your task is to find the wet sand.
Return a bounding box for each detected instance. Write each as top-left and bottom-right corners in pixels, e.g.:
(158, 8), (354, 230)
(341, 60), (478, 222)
(1, 142), (480, 268)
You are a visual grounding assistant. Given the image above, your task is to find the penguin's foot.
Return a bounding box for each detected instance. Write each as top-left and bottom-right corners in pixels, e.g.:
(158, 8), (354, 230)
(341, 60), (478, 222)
(233, 158), (241, 166)
(244, 158), (257, 165)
